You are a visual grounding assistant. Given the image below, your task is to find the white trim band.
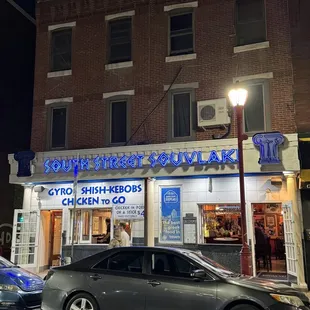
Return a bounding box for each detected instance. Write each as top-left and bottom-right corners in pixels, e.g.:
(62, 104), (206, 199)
(45, 97), (73, 105)
(105, 10), (135, 21)
(234, 41), (270, 54)
(233, 72), (274, 83)
(103, 90), (135, 99)
(105, 61), (133, 70)
(48, 22), (76, 31)
(164, 82), (199, 91)
(165, 53), (197, 63)
(47, 70), (72, 78)
(164, 1), (198, 11)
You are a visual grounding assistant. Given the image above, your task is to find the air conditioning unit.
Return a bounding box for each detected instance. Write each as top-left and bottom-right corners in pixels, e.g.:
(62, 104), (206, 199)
(197, 98), (230, 127)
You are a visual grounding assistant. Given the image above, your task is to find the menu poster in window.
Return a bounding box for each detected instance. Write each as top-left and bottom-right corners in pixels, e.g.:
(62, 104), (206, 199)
(113, 205), (144, 220)
(183, 216), (197, 244)
(160, 187), (181, 243)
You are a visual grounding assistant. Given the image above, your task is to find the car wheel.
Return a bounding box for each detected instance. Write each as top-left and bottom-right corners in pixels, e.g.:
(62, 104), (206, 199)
(65, 292), (98, 310)
(230, 304), (260, 310)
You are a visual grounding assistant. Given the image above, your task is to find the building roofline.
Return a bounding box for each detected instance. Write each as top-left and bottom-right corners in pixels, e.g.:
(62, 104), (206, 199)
(6, 0), (36, 25)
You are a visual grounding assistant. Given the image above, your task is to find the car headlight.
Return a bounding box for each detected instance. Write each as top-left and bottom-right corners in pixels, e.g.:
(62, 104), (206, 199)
(0, 284), (19, 292)
(271, 294), (304, 307)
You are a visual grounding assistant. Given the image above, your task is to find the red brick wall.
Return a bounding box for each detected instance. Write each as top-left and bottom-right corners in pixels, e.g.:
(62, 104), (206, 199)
(31, 0), (296, 152)
(289, 0), (310, 133)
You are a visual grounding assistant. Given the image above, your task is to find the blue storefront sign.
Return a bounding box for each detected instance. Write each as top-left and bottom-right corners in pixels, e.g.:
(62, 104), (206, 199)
(43, 149), (238, 174)
(47, 184), (143, 207)
(160, 187), (181, 243)
(252, 132), (285, 165)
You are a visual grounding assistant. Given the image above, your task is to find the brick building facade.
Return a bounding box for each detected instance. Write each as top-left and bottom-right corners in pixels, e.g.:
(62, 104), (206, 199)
(289, 0), (310, 291)
(32, 0), (295, 152)
(8, 0), (309, 289)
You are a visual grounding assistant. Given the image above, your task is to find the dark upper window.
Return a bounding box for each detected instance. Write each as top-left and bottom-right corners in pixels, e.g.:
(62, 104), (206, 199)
(244, 83), (265, 132)
(50, 106), (67, 148)
(172, 92), (192, 138)
(94, 251), (144, 273)
(236, 0), (266, 46)
(108, 18), (132, 63)
(151, 252), (203, 278)
(50, 29), (72, 72)
(170, 12), (194, 56)
(110, 100), (127, 144)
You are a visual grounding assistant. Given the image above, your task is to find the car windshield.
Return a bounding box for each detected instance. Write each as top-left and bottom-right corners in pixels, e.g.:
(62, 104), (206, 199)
(184, 251), (237, 277)
(0, 256), (15, 268)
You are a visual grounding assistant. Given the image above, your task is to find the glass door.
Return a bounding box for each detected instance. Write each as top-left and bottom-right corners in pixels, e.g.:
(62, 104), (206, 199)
(11, 210), (40, 268)
(282, 201), (297, 277)
(50, 211), (63, 266)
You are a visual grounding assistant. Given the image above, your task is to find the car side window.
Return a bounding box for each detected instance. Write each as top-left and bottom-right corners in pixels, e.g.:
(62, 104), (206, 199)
(94, 251), (144, 273)
(151, 253), (171, 276)
(151, 252), (209, 279)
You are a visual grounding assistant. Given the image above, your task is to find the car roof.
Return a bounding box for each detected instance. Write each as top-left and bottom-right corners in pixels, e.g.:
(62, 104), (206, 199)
(116, 246), (194, 253)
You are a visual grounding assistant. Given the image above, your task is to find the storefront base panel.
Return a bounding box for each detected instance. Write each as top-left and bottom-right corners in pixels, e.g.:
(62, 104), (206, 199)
(62, 245), (109, 262)
(63, 242), (242, 273)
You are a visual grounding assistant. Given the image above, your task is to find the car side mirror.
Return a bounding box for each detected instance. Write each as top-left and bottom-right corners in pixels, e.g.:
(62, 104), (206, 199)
(191, 269), (206, 280)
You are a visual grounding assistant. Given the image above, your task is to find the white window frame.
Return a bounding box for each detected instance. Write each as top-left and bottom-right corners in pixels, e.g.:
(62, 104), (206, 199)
(242, 80), (271, 135)
(168, 10), (195, 57)
(169, 90), (196, 142)
(79, 210), (92, 244)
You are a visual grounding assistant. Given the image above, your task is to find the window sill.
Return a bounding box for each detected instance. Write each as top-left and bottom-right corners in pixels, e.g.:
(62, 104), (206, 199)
(165, 53), (197, 63)
(105, 61), (133, 70)
(47, 70), (72, 78)
(234, 41), (270, 54)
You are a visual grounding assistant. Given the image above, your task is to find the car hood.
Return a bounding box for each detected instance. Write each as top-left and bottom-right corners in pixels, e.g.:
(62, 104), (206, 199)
(226, 276), (304, 296)
(0, 267), (44, 292)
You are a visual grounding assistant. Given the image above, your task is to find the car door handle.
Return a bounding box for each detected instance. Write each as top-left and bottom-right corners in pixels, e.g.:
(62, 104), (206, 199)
(147, 280), (161, 287)
(89, 274), (102, 280)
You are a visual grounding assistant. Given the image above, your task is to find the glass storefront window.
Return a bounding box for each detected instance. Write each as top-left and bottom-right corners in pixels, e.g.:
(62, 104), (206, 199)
(201, 204), (242, 244)
(68, 209), (140, 245)
(70, 208), (112, 245)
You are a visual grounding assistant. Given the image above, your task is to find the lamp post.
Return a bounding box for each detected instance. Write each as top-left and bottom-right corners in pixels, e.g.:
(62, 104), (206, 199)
(228, 85), (252, 276)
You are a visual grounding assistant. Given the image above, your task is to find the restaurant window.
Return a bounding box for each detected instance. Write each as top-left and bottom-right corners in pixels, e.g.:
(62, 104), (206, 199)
(108, 18), (132, 64)
(169, 90), (196, 141)
(243, 83), (268, 133)
(70, 209), (134, 245)
(71, 209), (112, 244)
(110, 100), (128, 144)
(201, 204), (242, 244)
(50, 106), (68, 149)
(50, 29), (72, 71)
(169, 12), (194, 56)
(236, 0), (266, 46)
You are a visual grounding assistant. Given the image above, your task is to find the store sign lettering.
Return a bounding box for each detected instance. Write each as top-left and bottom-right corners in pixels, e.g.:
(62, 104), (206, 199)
(48, 184), (141, 206)
(43, 149), (238, 174)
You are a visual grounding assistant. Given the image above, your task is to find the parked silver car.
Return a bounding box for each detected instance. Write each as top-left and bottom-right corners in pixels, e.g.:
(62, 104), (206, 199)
(42, 247), (310, 310)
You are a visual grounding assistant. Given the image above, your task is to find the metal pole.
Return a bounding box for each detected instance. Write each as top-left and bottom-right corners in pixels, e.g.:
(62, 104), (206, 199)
(236, 105), (252, 276)
(144, 178), (148, 246)
(70, 155), (79, 262)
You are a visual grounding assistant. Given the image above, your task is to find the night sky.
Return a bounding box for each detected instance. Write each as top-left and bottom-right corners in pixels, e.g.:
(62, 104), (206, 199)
(14, 0), (36, 18)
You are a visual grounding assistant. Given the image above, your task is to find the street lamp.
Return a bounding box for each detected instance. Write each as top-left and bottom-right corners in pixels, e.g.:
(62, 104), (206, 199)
(228, 84), (252, 276)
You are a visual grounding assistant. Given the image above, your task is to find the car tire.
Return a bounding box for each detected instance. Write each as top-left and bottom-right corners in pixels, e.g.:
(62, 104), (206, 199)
(65, 292), (98, 310)
(230, 304), (261, 310)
